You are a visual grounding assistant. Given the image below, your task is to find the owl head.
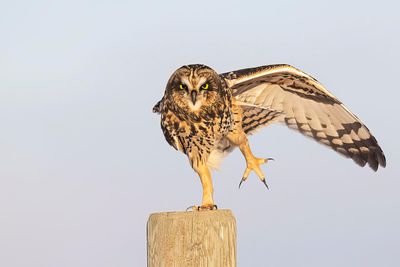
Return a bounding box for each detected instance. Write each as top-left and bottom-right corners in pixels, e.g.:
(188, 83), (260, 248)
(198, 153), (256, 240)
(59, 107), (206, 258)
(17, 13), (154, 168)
(164, 64), (224, 112)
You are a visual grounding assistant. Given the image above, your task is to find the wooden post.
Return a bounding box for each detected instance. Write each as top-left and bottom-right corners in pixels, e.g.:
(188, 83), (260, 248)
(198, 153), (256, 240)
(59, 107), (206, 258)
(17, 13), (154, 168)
(147, 209), (236, 267)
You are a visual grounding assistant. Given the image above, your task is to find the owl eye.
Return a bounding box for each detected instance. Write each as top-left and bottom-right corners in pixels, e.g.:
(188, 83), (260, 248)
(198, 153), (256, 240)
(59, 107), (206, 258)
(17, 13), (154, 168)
(201, 83), (209, 90)
(179, 84), (187, 90)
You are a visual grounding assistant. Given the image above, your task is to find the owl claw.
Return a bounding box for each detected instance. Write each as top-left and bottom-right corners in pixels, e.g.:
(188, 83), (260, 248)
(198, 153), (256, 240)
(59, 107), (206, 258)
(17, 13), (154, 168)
(238, 177), (246, 189)
(186, 204), (218, 211)
(239, 155), (273, 189)
(261, 178), (269, 189)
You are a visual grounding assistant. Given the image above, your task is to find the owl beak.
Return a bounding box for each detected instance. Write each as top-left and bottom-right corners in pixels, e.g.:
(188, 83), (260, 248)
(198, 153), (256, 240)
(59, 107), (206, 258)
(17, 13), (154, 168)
(190, 90), (197, 105)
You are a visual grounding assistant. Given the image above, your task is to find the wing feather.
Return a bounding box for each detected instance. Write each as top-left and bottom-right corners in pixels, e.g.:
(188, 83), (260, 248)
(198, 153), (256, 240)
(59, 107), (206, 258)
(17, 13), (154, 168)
(220, 64), (386, 170)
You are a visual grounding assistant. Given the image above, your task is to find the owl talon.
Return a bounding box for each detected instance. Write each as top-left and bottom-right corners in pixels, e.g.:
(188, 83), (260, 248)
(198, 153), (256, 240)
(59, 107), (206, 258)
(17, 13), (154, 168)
(239, 176), (250, 189)
(186, 204), (218, 211)
(198, 204), (217, 210)
(261, 178), (269, 189)
(186, 205), (196, 211)
(238, 178), (245, 189)
(239, 154), (273, 189)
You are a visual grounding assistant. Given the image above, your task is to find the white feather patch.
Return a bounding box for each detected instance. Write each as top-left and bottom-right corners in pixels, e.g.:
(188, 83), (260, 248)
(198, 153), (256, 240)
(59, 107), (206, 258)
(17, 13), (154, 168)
(206, 149), (228, 170)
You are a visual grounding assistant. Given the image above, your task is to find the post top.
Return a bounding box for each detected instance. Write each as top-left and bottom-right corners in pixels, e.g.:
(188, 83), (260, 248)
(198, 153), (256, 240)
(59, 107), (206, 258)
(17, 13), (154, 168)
(148, 209), (235, 221)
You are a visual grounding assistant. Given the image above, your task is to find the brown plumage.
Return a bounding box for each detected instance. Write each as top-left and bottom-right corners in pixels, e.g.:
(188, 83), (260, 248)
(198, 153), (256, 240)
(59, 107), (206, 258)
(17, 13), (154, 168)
(154, 64), (386, 210)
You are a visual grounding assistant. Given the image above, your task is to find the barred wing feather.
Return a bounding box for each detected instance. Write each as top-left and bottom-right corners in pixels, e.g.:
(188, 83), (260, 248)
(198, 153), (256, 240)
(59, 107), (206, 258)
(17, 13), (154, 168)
(220, 64), (386, 171)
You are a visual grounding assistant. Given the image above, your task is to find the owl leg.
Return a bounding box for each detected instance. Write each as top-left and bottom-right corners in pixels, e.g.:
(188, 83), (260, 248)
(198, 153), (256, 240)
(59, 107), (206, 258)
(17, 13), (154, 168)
(192, 162), (217, 210)
(227, 132), (272, 189)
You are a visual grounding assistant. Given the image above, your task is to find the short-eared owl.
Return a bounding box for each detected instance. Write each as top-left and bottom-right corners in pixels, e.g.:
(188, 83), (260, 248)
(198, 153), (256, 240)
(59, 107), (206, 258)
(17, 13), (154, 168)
(153, 64), (386, 210)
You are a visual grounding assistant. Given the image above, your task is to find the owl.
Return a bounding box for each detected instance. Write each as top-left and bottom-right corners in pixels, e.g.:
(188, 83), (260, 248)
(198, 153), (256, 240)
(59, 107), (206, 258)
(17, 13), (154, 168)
(153, 64), (386, 210)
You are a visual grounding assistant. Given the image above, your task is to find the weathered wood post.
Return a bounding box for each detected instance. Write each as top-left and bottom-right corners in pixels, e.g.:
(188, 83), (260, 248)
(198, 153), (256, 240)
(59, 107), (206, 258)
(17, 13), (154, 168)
(147, 209), (236, 267)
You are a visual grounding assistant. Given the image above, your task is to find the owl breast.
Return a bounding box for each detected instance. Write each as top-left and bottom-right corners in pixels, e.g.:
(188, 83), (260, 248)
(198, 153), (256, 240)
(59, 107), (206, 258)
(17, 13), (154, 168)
(160, 91), (233, 167)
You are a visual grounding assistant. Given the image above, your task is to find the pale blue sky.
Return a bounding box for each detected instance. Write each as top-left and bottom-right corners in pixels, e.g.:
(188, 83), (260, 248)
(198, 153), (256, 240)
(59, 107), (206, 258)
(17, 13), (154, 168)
(0, 1), (399, 266)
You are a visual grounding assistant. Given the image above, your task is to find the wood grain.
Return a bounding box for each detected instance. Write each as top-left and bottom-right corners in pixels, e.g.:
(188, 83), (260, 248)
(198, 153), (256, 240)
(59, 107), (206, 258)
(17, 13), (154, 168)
(147, 210), (236, 267)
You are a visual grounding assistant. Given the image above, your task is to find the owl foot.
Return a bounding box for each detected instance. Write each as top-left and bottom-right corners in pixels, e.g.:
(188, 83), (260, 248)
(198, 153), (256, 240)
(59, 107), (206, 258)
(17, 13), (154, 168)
(239, 157), (274, 189)
(186, 204), (218, 211)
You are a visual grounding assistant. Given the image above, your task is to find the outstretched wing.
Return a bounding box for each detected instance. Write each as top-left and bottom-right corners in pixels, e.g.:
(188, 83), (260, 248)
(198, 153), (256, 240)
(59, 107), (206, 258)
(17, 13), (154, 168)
(220, 64), (386, 171)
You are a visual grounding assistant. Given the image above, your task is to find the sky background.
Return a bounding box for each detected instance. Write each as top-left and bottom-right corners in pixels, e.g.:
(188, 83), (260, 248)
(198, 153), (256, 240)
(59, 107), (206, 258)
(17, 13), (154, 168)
(0, 0), (399, 266)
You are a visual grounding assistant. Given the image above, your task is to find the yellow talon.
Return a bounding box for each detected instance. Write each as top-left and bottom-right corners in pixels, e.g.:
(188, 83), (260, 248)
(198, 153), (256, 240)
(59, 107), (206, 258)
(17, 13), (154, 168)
(186, 204), (218, 211)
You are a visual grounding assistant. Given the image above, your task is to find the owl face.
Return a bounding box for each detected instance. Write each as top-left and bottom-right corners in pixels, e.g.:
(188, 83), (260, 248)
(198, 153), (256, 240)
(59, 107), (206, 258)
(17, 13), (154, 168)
(166, 65), (222, 112)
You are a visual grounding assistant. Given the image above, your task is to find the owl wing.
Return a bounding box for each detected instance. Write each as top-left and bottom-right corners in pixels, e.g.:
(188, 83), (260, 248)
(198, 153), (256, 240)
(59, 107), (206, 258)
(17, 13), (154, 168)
(220, 64), (386, 171)
(152, 99), (163, 114)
